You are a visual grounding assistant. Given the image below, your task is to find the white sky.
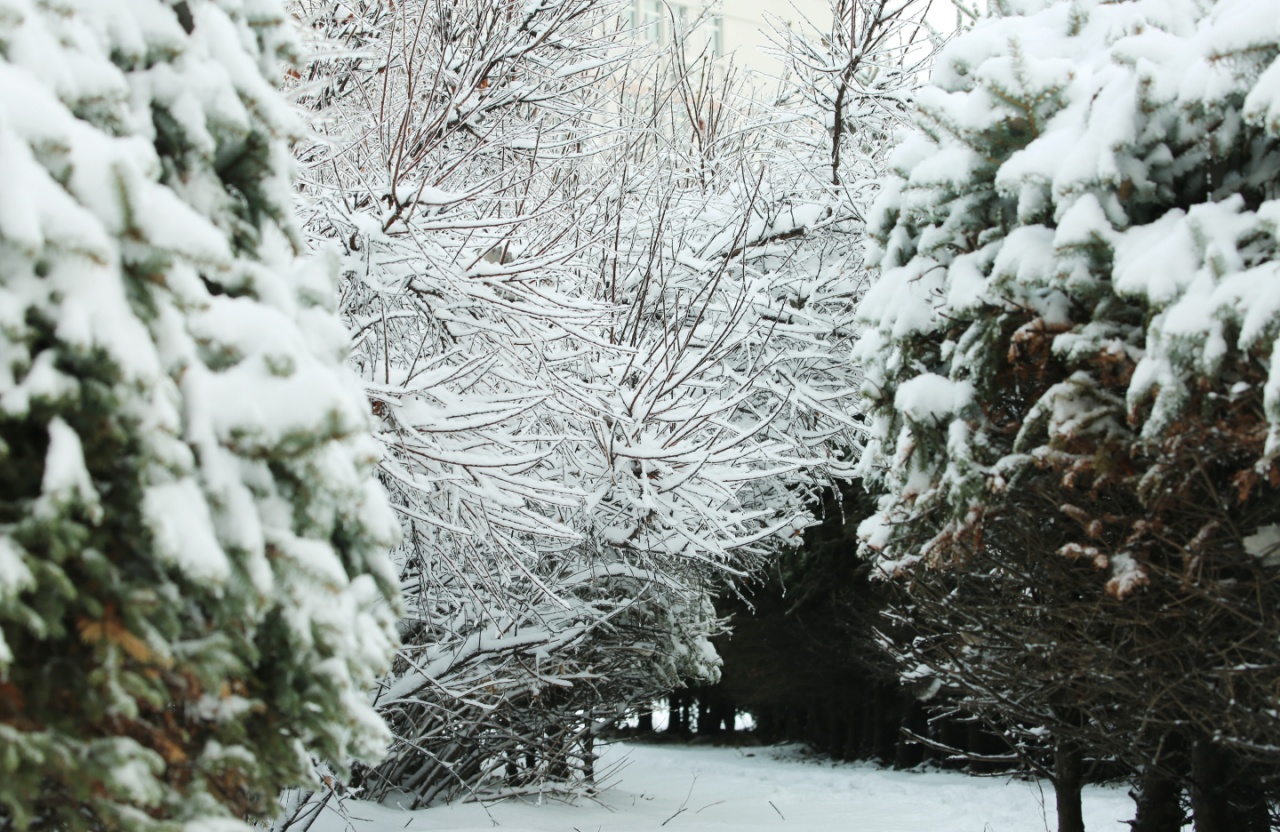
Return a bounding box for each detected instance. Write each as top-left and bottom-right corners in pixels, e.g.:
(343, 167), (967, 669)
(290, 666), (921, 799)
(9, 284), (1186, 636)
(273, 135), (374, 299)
(679, 0), (969, 81)
(927, 0), (967, 36)
(762, 0), (966, 45)
(800, 0), (961, 33)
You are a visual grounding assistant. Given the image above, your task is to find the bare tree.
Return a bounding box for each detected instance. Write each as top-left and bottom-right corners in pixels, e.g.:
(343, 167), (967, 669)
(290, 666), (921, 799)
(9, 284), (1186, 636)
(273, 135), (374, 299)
(276, 0), (929, 809)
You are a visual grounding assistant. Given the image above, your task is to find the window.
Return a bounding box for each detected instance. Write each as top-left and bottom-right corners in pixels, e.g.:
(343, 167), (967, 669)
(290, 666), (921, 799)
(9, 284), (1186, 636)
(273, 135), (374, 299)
(709, 13), (723, 56)
(643, 0), (664, 44)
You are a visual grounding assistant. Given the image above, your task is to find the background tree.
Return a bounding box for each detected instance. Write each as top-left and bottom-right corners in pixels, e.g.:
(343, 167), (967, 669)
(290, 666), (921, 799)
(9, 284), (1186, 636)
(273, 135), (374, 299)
(0, 1), (401, 829)
(673, 0), (940, 760)
(712, 480), (933, 767)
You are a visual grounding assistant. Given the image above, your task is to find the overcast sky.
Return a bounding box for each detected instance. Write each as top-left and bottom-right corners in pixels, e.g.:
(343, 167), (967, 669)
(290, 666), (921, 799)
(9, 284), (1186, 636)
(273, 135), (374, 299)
(925, 0), (963, 35)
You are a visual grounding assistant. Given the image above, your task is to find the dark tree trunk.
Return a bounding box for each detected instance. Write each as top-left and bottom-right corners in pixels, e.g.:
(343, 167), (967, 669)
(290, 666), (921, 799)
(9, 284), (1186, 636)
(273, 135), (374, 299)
(755, 704), (778, 740)
(824, 703), (842, 756)
(858, 696), (876, 759)
(1189, 743), (1268, 832)
(845, 696), (864, 760)
(893, 698), (925, 770)
(872, 688), (897, 763)
(1191, 742), (1230, 832)
(1054, 741), (1085, 832)
(696, 687), (714, 736)
(801, 700), (820, 750)
(778, 701), (798, 737)
(637, 709), (653, 733)
(966, 720), (991, 772)
(1130, 766), (1182, 832)
(829, 710), (849, 760)
(713, 693), (735, 735)
(939, 714), (966, 770)
(669, 691), (690, 735)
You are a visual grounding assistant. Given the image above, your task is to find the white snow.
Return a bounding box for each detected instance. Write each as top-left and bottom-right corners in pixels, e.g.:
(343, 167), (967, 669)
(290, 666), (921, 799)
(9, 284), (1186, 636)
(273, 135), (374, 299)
(1243, 524), (1280, 567)
(143, 479), (231, 585)
(895, 374), (973, 423)
(306, 742), (1133, 832)
(37, 417), (101, 518)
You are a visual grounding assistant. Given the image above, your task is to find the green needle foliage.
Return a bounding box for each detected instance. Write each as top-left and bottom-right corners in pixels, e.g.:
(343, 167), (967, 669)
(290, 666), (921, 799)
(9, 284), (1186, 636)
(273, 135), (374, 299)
(0, 1), (401, 829)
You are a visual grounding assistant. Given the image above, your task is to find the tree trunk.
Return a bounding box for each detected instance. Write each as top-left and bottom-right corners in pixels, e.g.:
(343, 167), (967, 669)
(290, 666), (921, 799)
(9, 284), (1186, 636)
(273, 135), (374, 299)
(893, 698), (925, 770)
(966, 720), (990, 773)
(804, 700), (824, 749)
(1190, 741), (1230, 832)
(1130, 766), (1182, 832)
(696, 687), (714, 736)
(782, 703), (801, 742)
(755, 704), (777, 741)
(716, 691), (737, 732)
(845, 698), (864, 761)
(1054, 741), (1085, 832)
(669, 691), (689, 735)
(583, 729), (595, 788)
(858, 697), (876, 758)
(1189, 743), (1268, 832)
(872, 688), (896, 762)
(829, 710), (849, 760)
(939, 713), (966, 770)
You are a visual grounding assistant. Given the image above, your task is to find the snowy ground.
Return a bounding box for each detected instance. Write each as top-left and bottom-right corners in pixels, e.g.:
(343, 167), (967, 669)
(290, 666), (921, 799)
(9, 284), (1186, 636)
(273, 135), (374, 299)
(311, 742), (1135, 832)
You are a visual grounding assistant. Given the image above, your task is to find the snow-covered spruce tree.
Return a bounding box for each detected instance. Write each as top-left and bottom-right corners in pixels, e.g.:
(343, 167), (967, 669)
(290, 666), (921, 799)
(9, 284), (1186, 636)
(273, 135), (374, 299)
(0, 1), (400, 829)
(857, 0), (1280, 827)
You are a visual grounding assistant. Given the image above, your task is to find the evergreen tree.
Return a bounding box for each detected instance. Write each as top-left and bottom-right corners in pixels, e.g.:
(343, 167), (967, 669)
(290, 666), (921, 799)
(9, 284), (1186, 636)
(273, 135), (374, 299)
(857, 0), (1280, 827)
(0, 1), (400, 829)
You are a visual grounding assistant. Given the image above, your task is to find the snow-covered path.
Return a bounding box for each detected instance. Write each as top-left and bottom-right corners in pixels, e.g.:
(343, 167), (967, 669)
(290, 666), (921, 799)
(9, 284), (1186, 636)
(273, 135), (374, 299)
(313, 742), (1135, 832)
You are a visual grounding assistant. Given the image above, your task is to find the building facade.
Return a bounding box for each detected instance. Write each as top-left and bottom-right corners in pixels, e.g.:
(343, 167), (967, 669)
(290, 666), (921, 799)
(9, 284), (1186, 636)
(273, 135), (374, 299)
(623, 0), (832, 80)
